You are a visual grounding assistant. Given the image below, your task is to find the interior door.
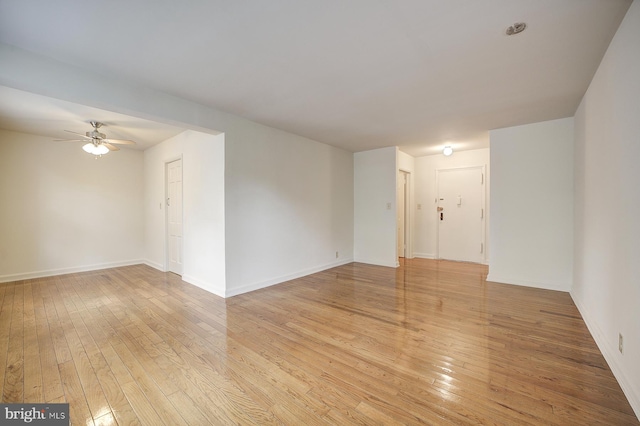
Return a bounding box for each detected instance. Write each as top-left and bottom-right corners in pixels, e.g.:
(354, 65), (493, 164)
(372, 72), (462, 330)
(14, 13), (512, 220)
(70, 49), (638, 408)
(167, 159), (183, 275)
(437, 167), (484, 263)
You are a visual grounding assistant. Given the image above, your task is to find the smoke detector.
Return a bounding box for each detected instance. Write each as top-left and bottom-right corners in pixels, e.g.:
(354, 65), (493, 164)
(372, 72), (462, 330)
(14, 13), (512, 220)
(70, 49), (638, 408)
(506, 22), (527, 36)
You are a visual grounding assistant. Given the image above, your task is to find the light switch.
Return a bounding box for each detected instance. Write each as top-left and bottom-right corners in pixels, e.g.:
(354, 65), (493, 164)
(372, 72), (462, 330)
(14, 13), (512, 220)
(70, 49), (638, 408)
(386, 202), (392, 210)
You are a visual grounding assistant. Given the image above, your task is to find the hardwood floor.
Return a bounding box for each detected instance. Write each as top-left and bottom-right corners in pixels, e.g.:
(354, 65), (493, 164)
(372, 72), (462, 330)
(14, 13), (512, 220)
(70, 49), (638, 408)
(1, 259), (637, 425)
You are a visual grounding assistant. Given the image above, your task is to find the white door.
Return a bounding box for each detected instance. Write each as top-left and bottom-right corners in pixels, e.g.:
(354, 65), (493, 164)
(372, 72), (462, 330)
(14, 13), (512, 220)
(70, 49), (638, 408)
(167, 159), (183, 275)
(397, 171), (408, 258)
(437, 167), (484, 263)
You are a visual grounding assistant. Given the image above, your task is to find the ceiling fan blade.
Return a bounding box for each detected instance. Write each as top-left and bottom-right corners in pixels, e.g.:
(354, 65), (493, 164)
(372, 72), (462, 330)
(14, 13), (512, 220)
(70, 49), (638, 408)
(64, 130), (92, 139)
(53, 139), (88, 142)
(104, 143), (120, 151)
(104, 138), (136, 145)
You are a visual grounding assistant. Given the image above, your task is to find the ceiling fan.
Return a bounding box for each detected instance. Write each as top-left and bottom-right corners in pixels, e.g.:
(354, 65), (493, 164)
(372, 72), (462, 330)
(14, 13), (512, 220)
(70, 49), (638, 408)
(55, 121), (136, 156)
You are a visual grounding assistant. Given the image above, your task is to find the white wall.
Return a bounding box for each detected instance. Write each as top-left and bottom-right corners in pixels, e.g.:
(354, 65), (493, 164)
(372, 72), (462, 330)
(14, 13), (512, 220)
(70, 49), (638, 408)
(144, 130), (226, 296)
(224, 123), (354, 297)
(572, 0), (640, 417)
(488, 118), (574, 291)
(397, 150), (415, 173)
(0, 129), (144, 281)
(414, 148), (490, 262)
(354, 147), (398, 267)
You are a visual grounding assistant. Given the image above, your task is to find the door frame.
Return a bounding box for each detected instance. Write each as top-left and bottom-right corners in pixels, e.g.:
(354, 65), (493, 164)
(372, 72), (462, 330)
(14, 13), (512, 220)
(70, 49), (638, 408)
(165, 156), (184, 274)
(435, 165), (486, 263)
(397, 169), (412, 260)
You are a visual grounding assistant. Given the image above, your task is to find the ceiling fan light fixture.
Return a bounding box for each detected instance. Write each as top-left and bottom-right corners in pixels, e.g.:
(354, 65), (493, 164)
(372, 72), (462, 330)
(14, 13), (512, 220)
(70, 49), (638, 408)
(83, 142), (109, 156)
(443, 145), (453, 156)
(87, 130), (106, 139)
(56, 120), (136, 156)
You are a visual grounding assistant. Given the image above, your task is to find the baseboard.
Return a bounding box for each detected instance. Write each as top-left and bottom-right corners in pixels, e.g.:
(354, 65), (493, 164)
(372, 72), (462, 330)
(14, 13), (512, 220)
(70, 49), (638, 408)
(486, 273), (571, 292)
(182, 274), (225, 298)
(413, 253), (436, 259)
(143, 260), (226, 298)
(143, 259), (165, 272)
(413, 253), (489, 265)
(0, 259), (145, 283)
(352, 257), (398, 268)
(225, 258), (354, 298)
(571, 293), (640, 420)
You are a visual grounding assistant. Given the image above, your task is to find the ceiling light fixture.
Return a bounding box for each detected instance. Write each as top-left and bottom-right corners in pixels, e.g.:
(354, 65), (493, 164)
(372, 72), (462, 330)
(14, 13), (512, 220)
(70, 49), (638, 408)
(443, 146), (453, 156)
(82, 142), (109, 156)
(506, 22), (527, 36)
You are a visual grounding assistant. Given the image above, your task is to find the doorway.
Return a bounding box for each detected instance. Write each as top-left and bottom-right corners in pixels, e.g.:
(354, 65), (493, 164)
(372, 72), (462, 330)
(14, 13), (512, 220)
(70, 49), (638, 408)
(397, 170), (410, 259)
(166, 158), (183, 275)
(436, 166), (485, 263)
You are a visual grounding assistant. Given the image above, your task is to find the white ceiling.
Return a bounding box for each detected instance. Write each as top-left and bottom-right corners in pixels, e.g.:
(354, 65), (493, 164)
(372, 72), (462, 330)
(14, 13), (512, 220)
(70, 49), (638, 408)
(0, 86), (187, 150)
(0, 0), (632, 156)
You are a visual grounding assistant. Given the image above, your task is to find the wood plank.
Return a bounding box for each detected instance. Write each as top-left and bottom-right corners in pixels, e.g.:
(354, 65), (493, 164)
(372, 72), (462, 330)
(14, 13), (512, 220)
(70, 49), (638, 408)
(32, 280), (64, 402)
(109, 341), (187, 425)
(3, 281), (23, 402)
(88, 351), (141, 426)
(93, 411), (117, 426)
(166, 390), (212, 425)
(0, 283), (15, 401)
(120, 381), (166, 426)
(58, 360), (94, 426)
(23, 281), (43, 402)
(63, 326), (111, 419)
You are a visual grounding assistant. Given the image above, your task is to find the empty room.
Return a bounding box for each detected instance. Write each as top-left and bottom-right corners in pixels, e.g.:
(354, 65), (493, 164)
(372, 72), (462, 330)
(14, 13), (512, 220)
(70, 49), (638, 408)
(0, 0), (638, 425)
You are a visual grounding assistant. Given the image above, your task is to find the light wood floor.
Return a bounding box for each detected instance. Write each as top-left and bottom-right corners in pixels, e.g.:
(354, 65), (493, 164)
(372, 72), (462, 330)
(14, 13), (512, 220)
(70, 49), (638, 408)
(1, 259), (637, 425)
